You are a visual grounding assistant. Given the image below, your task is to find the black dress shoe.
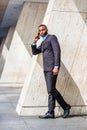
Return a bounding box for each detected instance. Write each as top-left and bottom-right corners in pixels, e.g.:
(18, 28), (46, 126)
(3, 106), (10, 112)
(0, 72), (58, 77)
(39, 112), (55, 119)
(63, 104), (71, 118)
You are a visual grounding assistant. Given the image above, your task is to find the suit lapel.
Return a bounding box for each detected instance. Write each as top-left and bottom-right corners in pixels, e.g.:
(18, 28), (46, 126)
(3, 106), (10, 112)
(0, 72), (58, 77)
(41, 34), (50, 45)
(41, 35), (50, 52)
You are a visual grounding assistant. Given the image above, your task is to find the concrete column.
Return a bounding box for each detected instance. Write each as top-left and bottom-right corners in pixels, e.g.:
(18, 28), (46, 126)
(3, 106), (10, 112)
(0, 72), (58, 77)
(0, 2), (47, 87)
(16, 0), (87, 116)
(43, 0), (87, 114)
(0, 27), (15, 79)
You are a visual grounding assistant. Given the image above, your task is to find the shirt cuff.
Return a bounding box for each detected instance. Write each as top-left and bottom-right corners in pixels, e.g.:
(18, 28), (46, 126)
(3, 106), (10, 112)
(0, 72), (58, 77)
(32, 43), (36, 46)
(54, 66), (59, 69)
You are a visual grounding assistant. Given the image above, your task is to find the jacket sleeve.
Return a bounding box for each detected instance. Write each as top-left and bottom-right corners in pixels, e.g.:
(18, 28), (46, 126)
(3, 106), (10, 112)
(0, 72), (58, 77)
(51, 35), (61, 69)
(31, 44), (41, 55)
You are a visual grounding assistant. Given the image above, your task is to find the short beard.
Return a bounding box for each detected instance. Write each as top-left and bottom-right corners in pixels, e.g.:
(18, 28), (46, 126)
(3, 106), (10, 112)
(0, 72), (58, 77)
(42, 31), (48, 37)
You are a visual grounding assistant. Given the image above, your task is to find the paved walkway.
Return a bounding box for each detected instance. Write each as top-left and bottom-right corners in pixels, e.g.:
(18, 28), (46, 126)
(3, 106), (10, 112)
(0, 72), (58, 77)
(0, 87), (87, 130)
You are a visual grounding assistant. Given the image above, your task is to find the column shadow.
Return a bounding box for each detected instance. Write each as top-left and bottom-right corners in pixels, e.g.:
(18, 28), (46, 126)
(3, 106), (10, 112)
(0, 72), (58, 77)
(56, 62), (86, 115)
(73, 0), (87, 25)
(0, 41), (5, 78)
(0, 55), (5, 78)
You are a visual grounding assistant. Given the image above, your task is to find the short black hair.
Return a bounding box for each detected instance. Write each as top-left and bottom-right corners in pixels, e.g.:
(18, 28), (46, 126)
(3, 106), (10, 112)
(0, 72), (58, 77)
(38, 24), (47, 29)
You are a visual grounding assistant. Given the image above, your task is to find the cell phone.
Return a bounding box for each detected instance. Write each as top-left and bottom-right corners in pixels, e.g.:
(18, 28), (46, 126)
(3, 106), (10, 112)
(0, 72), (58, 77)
(37, 32), (40, 39)
(34, 33), (40, 40)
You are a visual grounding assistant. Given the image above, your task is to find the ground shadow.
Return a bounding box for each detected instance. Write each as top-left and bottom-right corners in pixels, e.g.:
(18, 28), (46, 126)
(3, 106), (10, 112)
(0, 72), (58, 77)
(55, 114), (87, 119)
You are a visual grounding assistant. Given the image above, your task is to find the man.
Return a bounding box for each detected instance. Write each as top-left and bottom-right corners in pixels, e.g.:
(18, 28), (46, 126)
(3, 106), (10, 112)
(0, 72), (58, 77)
(31, 24), (71, 119)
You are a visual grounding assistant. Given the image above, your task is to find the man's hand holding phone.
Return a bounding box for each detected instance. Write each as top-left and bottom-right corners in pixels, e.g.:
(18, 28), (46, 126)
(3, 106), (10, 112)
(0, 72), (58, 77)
(33, 33), (40, 43)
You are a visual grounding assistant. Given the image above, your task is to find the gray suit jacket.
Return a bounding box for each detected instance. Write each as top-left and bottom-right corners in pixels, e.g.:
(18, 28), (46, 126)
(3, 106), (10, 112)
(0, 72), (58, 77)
(31, 34), (61, 71)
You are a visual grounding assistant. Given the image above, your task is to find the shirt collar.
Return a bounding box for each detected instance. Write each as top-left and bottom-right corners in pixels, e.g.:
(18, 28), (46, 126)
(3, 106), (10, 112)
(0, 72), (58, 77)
(43, 34), (48, 41)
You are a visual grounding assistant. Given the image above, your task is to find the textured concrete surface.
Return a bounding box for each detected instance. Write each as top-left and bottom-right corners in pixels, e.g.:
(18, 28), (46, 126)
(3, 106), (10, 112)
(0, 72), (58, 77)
(0, 27), (15, 79)
(0, 87), (87, 130)
(0, 2), (47, 87)
(43, 0), (87, 107)
(0, 0), (49, 41)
